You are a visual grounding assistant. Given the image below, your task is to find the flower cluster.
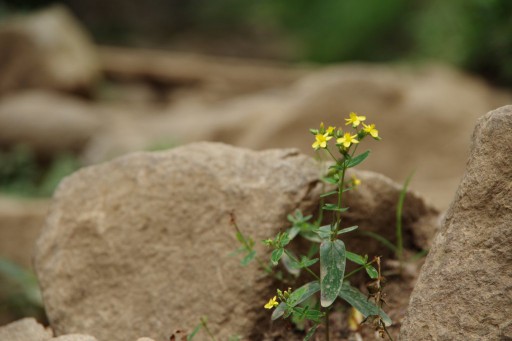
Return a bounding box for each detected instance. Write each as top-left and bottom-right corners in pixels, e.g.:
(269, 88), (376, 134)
(310, 112), (380, 152)
(264, 287), (292, 309)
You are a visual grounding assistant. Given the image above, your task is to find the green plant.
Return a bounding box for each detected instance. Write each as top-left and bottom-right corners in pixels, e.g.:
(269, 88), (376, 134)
(359, 172), (428, 275)
(0, 145), (80, 198)
(0, 258), (45, 321)
(236, 113), (392, 340)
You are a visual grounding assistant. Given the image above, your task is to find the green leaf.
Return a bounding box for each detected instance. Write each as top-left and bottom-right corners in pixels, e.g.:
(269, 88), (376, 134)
(365, 265), (379, 279)
(346, 150), (370, 168)
(271, 302), (286, 320)
(300, 256), (319, 268)
(287, 281), (321, 307)
(322, 204), (349, 212)
(186, 323), (202, 341)
(287, 226), (300, 240)
(322, 176), (338, 184)
(338, 283), (392, 327)
(320, 190), (338, 198)
(293, 306), (324, 323)
(241, 250), (256, 266)
(235, 231), (246, 245)
(329, 163), (345, 171)
(313, 225), (332, 240)
(304, 324), (319, 341)
(346, 251), (366, 265)
(281, 251), (301, 277)
(320, 240), (346, 307)
(337, 225), (358, 235)
(271, 248), (284, 265)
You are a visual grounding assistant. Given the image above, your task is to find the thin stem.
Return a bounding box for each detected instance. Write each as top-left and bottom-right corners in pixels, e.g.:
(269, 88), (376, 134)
(200, 317), (218, 341)
(284, 249), (319, 280)
(333, 165), (346, 237)
(325, 308), (330, 341)
(230, 213), (272, 273)
(324, 147), (338, 162)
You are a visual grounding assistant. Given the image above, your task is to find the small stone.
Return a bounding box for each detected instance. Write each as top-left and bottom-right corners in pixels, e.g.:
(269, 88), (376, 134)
(0, 318), (53, 341)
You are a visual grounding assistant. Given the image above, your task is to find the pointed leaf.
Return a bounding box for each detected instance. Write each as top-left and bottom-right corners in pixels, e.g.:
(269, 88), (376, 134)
(346, 251), (366, 265)
(365, 265), (379, 279)
(287, 226), (300, 240)
(271, 248), (284, 265)
(186, 323), (202, 341)
(271, 302), (286, 320)
(322, 204), (349, 212)
(337, 225), (358, 235)
(320, 190), (338, 198)
(287, 281), (321, 307)
(347, 150), (370, 168)
(338, 283), (392, 326)
(322, 176), (338, 184)
(303, 323), (319, 341)
(313, 225), (332, 240)
(320, 240), (346, 307)
(281, 251), (301, 277)
(241, 250), (256, 266)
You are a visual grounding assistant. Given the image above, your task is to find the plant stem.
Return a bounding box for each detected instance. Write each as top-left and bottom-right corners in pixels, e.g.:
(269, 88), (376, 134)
(200, 317), (218, 341)
(333, 165), (346, 237)
(230, 213), (272, 273)
(284, 249), (319, 280)
(325, 308), (330, 341)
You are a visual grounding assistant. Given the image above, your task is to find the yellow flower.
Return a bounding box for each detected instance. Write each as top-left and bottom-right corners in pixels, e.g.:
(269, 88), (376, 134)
(336, 132), (359, 148)
(345, 112), (366, 127)
(352, 175), (361, 187)
(326, 126), (336, 135)
(362, 123), (379, 138)
(312, 133), (332, 150)
(264, 296), (279, 309)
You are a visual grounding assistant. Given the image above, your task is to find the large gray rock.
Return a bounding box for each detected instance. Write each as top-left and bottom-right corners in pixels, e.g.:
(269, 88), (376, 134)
(0, 91), (101, 154)
(35, 143), (322, 341)
(400, 106), (512, 340)
(0, 5), (100, 94)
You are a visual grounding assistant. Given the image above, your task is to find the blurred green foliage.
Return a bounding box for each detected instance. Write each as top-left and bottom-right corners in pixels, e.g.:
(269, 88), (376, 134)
(0, 145), (80, 198)
(2, 0), (512, 83)
(0, 258), (46, 323)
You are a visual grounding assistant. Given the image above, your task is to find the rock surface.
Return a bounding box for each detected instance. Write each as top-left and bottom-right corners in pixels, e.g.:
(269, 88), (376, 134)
(0, 91), (101, 154)
(0, 5), (100, 95)
(51, 335), (98, 341)
(35, 143), (322, 341)
(399, 106), (512, 340)
(0, 318), (52, 341)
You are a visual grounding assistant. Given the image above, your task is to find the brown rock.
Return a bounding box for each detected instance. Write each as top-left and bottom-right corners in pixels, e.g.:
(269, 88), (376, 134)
(0, 196), (49, 269)
(0, 5), (100, 95)
(0, 91), (101, 154)
(35, 143), (322, 341)
(399, 106), (512, 340)
(50, 335), (97, 341)
(99, 46), (307, 99)
(0, 317), (52, 341)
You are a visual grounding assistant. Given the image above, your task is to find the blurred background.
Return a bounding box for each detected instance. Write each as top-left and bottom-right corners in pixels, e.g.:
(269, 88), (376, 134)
(0, 0), (511, 327)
